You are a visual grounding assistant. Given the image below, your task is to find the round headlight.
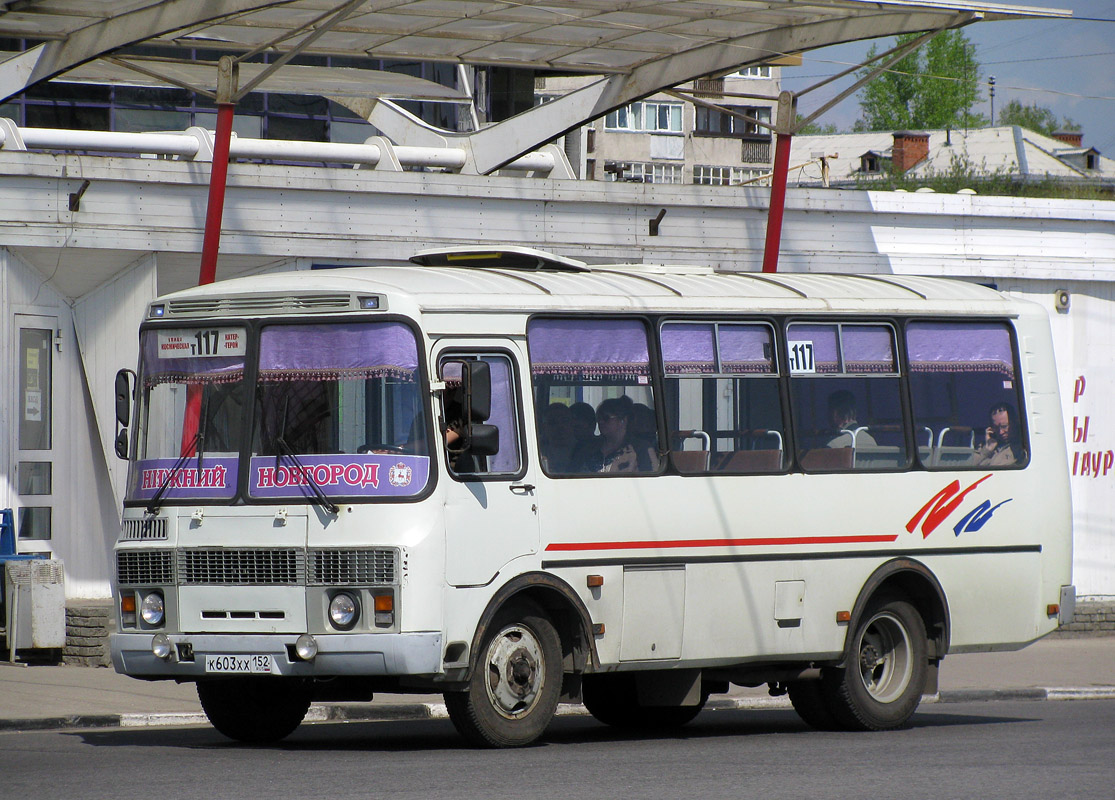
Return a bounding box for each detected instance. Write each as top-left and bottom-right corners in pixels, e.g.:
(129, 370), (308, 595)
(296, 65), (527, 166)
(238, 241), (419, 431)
(151, 632), (173, 660)
(140, 592), (165, 626)
(295, 633), (318, 661)
(328, 592), (360, 630)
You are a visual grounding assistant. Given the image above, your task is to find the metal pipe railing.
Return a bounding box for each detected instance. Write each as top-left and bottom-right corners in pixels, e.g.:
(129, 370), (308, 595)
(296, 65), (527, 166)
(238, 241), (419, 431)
(0, 120), (553, 174)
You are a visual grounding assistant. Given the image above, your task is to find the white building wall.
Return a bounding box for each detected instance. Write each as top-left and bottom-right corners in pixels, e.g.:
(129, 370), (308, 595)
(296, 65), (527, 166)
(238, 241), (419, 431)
(73, 254), (158, 509)
(1, 247), (110, 597)
(1001, 279), (1115, 598)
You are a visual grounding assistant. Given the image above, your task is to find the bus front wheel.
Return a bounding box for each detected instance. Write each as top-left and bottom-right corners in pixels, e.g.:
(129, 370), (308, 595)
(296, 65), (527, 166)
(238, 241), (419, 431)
(824, 598), (928, 731)
(196, 677), (312, 743)
(444, 602), (563, 748)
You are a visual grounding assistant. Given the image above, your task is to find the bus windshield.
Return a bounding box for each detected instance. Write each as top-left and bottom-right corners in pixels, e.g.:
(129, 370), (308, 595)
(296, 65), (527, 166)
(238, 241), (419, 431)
(128, 327), (248, 503)
(126, 320), (431, 504)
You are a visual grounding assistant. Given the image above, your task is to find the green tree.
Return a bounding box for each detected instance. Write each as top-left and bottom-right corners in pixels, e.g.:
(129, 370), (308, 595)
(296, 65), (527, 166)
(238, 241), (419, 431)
(797, 121), (839, 135)
(997, 99), (1079, 135)
(855, 30), (986, 131)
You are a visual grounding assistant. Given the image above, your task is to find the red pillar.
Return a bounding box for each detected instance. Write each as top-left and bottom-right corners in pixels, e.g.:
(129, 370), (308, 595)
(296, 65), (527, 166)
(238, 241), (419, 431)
(761, 130), (792, 274)
(197, 101), (235, 287)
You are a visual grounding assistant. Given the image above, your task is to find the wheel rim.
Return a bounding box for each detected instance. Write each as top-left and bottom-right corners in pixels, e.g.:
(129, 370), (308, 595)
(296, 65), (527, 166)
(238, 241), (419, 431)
(855, 611), (913, 703)
(484, 623), (547, 719)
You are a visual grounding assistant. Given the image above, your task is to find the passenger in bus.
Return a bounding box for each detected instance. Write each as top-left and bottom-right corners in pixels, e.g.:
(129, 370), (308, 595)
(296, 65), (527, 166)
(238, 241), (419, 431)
(569, 402), (598, 446)
(974, 402), (1023, 466)
(825, 389), (876, 448)
(570, 395), (658, 473)
(539, 402), (577, 472)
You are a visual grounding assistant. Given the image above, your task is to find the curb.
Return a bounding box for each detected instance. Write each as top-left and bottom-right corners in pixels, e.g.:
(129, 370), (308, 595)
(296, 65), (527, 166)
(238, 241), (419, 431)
(2, 687), (1113, 734)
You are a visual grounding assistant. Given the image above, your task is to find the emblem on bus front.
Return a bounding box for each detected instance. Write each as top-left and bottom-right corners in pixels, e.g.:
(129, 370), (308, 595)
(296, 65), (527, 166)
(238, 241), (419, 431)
(388, 462), (413, 488)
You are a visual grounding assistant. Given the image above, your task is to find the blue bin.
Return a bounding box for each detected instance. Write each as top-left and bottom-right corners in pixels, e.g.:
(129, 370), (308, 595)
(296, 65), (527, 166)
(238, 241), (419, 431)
(0, 508), (14, 557)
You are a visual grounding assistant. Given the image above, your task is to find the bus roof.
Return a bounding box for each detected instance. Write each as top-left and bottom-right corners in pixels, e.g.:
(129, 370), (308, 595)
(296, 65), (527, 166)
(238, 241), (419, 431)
(151, 261), (1026, 320)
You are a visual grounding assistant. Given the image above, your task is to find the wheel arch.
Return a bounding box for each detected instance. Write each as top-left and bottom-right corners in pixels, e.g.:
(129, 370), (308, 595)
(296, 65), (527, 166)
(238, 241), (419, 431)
(844, 558), (950, 663)
(465, 571), (598, 683)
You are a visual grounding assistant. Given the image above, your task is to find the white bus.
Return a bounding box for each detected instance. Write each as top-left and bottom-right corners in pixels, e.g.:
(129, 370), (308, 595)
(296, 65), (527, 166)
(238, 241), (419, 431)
(110, 247), (1073, 747)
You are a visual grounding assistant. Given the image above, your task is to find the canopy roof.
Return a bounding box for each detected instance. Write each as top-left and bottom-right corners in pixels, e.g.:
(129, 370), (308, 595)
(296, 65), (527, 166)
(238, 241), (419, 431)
(0, 1), (1070, 171)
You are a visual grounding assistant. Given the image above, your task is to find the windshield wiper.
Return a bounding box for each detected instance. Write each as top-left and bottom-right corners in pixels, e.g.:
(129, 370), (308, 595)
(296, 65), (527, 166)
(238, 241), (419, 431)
(275, 436), (340, 516)
(145, 390), (209, 516)
(145, 430), (201, 516)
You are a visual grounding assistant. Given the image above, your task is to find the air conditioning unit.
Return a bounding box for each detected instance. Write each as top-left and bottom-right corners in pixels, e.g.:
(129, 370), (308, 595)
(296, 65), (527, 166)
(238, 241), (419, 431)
(4, 559), (65, 654)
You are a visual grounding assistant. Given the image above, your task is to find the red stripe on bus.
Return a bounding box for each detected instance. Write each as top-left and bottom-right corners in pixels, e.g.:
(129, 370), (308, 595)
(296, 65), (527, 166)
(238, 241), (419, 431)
(544, 534), (900, 552)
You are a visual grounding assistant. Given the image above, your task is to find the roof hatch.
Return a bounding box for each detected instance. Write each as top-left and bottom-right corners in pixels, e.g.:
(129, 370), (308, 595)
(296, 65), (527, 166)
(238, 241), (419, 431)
(409, 246), (589, 272)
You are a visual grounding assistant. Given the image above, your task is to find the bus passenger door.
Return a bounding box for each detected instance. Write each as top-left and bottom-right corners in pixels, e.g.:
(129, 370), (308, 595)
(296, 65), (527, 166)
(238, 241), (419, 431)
(435, 344), (539, 587)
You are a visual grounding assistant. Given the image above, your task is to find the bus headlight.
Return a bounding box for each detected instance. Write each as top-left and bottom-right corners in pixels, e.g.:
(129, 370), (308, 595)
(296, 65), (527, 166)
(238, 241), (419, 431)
(328, 592), (360, 630)
(151, 633), (173, 660)
(140, 591), (165, 626)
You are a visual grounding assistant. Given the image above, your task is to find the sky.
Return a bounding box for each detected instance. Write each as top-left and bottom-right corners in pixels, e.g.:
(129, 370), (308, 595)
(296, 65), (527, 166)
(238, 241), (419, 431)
(779, 0), (1115, 153)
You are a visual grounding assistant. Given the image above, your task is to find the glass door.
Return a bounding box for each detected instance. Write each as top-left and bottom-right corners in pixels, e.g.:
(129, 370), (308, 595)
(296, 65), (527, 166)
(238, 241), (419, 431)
(12, 315), (57, 548)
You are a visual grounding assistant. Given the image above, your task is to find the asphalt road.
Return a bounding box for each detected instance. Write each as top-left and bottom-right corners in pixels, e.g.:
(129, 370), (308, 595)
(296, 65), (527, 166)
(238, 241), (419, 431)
(2, 700), (1112, 799)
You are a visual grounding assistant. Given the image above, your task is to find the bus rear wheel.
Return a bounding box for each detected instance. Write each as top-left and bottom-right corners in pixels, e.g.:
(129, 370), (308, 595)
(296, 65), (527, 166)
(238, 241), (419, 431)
(823, 598), (928, 731)
(582, 674), (708, 730)
(196, 677), (312, 743)
(444, 602), (563, 748)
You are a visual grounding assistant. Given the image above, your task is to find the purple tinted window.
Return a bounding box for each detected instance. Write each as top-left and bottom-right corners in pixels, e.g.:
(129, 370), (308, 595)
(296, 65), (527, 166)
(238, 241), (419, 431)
(844, 325), (896, 373)
(529, 318), (650, 379)
(787, 324), (839, 373)
(907, 322), (1014, 377)
(259, 322), (419, 382)
(661, 323), (715, 374)
(720, 325), (774, 374)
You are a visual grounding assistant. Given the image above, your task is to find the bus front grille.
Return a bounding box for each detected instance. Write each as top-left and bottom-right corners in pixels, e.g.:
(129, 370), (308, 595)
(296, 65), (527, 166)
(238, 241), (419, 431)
(121, 518), (168, 541)
(308, 548), (398, 586)
(115, 547), (399, 587)
(178, 548), (304, 585)
(117, 550), (175, 586)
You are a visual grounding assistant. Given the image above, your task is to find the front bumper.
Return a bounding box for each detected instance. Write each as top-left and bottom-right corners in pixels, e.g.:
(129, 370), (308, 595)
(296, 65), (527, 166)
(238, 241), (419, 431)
(111, 631), (443, 679)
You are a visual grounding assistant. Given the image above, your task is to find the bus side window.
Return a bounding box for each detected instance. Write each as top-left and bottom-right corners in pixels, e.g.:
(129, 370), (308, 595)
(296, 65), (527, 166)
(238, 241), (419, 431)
(527, 317), (659, 476)
(907, 321), (1027, 469)
(660, 321), (785, 474)
(788, 323), (907, 472)
(439, 353), (522, 478)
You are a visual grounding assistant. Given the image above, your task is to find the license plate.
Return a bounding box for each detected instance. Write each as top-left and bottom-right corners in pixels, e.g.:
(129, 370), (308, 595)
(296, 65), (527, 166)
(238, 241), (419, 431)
(204, 654), (273, 674)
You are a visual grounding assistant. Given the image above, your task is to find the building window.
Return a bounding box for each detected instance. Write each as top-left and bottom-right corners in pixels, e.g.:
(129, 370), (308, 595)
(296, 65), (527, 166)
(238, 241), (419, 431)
(693, 165), (769, 186)
(694, 105), (771, 138)
(734, 66), (772, 79)
(603, 161), (682, 184)
(860, 152), (886, 174)
(604, 101), (683, 134)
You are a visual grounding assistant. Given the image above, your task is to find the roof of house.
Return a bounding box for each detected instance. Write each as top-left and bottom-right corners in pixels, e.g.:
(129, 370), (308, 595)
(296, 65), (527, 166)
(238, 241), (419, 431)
(788, 126), (1114, 186)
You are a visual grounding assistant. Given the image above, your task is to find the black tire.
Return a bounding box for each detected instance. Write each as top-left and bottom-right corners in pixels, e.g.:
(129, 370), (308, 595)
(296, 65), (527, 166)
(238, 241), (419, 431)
(196, 677), (312, 743)
(787, 679), (841, 731)
(444, 602), (563, 748)
(582, 674), (708, 730)
(824, 599), (928, 731)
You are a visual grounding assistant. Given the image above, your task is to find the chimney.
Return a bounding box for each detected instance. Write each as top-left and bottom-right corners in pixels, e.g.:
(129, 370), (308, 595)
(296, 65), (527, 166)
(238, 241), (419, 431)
(1053, 130), (1083, 147)
(892, 130), (930, 173)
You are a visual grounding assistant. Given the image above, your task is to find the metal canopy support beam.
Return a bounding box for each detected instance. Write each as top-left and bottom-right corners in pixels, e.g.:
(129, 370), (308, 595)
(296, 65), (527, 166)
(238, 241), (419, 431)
(0, 0), (288, 103)
(198, 57), (239, 287)
(461, 11), (975, 174)
(761, 91), (795, 274)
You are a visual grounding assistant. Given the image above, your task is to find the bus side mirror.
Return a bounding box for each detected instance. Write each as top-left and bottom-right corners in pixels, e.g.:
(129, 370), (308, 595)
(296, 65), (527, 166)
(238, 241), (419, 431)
(114, 369), (134, 460)
(465, 360), (491, 422)
(468, 423), (500, 456)
(115, 369), (133, 426)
